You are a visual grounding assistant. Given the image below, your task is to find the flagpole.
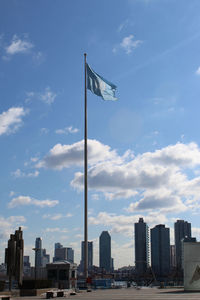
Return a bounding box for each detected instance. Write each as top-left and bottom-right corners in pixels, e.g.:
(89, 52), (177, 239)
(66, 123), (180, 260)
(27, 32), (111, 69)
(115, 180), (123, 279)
(84, 53), (88, 282)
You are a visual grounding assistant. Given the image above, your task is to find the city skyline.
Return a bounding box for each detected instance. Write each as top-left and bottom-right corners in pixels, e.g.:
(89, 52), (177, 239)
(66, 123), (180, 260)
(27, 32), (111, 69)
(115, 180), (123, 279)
(12, 218), (196, 271)
(1, 0), (200, 268)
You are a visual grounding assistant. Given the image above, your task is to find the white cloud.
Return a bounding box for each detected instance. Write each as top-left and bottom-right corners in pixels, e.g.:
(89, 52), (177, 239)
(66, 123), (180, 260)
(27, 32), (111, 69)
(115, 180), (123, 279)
(5, 35), (34, 55)
(0, 215), (26, 240)
(113, 34), (143, 54)
(9, 191), (15, 197)
(127, 188), (187, 213)
(120, 35), (143, 54)
(89, 211), (168, 238)
(43, 213), (73, 220)
(12, 169), (39, 178)
(37, 139), (120, 170)
(8, 195), (59, 208)
(91, 194), (100, 201)
(192, 228), (200, 240)
(55, 126), (79, 135)
(45, 227), (68, 233)
(0, 107), (27, 136)
(71, 141), (200, 213)
(33, 51), (45, 65)
(117, 19), (133, 32)
(40, 128), (49, 135)
(40, 87), (57, 105)
(196, 67), (200, 75)
(37, 139), (200, 214)
(26, 87), (57, 105)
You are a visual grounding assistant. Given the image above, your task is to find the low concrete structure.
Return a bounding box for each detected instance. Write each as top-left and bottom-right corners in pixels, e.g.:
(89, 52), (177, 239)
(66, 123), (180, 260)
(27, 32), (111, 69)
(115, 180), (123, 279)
(184, 242), (200, 291)
(46, 260), (77, 289)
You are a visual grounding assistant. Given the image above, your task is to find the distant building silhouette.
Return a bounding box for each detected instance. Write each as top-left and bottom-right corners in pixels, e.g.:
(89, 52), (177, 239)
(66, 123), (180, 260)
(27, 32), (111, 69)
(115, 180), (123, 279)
(23, 256), (31, 268)
(35, 237), (50, 267)
(53, 243), (74, 263)
(42, 249), (50, 266)
(151, 224), (170, 277)
(55, 242), (63, 249)
(80, 241), (93, 272)
(5, 227), (24, 288)
(66, 248), (74, 263)
(35, 237), (43, 267)
(134, 218), (149, 274)
(99, 231), (111, 272)
(174, 220), (191, 270)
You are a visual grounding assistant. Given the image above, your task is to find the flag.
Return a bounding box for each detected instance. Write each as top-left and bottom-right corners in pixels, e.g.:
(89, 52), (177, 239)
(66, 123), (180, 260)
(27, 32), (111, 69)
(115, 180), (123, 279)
(86, 64), (117, 101)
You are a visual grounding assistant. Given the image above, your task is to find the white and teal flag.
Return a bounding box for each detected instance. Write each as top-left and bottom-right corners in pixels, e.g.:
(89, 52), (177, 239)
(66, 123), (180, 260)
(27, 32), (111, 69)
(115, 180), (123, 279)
(86, 64), (117, 101)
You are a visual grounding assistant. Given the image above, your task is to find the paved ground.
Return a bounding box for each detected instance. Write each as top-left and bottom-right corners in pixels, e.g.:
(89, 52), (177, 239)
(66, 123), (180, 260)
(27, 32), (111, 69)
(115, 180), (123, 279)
(66, 287), (200, 300)
(11, 287), (200, 300)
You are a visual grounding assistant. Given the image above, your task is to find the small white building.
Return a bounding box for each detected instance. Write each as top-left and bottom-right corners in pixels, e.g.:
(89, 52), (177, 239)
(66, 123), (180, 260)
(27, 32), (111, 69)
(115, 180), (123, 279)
(184, 242), (200, 291)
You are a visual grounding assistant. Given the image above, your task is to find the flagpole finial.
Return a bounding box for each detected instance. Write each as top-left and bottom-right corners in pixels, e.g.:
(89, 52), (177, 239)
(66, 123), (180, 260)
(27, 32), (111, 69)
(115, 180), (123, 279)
(84, 53), (87, 57)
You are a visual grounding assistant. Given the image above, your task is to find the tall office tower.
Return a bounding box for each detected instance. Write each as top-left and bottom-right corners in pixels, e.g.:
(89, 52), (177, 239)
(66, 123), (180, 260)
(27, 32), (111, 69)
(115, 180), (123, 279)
(66, 247), (74, 263)
(81, 241), (93, 270)
(35, 237), (43, 267)
(134, 218), (149, 274)
(151, 224), (170, 277)
(174, 220), (191, 270)
(99, 231), (111, 272)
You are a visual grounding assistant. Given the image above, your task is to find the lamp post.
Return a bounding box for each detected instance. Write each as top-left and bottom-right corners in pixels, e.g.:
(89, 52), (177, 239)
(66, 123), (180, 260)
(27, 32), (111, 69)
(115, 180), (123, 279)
(32, 248), (40, 284)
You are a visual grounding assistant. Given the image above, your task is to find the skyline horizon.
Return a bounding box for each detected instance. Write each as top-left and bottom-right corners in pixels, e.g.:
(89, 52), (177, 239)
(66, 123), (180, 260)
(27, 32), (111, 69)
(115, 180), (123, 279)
(1, 217), (195, 269)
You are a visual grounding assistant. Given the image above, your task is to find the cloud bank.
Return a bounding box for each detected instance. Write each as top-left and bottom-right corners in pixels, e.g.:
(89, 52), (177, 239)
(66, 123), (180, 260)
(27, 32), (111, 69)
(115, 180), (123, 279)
(38, 139), (200, 214)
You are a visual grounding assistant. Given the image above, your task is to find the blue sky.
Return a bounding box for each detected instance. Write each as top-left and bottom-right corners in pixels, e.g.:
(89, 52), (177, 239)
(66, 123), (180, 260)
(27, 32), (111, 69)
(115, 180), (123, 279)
(1, 0), (200, 268)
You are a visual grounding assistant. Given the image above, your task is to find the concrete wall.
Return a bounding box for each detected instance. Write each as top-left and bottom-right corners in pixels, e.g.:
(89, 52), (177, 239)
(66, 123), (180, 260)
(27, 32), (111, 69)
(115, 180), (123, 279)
(184, 242), (200, 291)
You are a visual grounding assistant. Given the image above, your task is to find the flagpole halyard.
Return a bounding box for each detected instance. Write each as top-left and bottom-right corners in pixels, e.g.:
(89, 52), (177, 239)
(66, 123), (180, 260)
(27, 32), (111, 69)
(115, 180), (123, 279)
(84, 53), (88, 282)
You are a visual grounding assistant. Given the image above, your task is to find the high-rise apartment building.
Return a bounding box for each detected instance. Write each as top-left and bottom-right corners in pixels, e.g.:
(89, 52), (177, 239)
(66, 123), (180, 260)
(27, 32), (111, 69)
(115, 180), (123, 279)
(151, 224), (170, 277)
(99, 231), (111, 272)
(134, 218), (149, 274)
(174, 220), (191, 270)
(81, 241), (93, 271)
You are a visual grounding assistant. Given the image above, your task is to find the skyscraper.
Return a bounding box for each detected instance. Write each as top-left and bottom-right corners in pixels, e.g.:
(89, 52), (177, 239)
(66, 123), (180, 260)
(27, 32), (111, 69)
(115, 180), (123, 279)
(53, 243), (74, 263)
(151, 224), (170, 277)
(35, 237), (43, 267)
(134, 218), (149, 274)
(35, 237), (50, 267)
(81, 241), (93, 271)
(174, 220), (191, 270)
(99, 231), (111, 272)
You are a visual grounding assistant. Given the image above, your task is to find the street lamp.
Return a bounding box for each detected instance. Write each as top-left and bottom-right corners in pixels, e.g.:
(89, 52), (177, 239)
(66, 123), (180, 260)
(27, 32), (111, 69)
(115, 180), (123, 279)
(32, 248), (40, 284)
